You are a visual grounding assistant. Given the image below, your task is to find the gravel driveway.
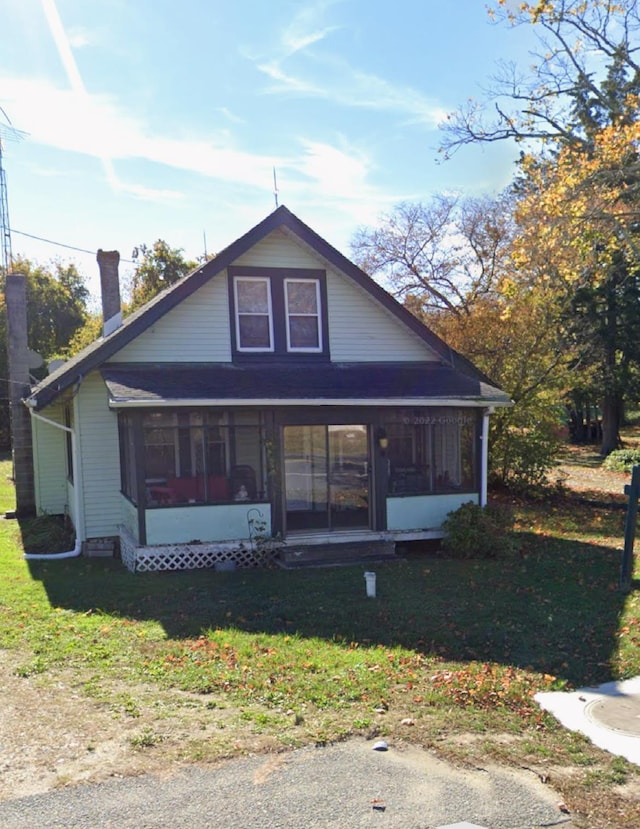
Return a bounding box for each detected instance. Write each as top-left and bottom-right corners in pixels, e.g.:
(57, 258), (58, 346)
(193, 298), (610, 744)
(0, 739), (573, 829)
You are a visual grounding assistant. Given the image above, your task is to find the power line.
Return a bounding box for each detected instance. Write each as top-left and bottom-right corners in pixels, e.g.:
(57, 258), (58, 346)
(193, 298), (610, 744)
(10, 227), (136, 264)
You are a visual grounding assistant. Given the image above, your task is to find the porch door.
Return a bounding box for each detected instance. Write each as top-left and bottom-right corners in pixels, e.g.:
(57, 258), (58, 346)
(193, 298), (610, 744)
(283, 424), (370, 533)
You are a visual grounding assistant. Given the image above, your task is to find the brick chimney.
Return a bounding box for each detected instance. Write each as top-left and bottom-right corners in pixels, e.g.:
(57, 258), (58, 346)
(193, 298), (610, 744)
(5, 271), (35, 515)
(96, 249), (122, 336)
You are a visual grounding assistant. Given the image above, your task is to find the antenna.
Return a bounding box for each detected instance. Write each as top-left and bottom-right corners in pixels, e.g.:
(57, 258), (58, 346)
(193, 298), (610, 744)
(0, 107), (27, 274)
(273, 167), (279, 209)
(203, 229), (208, 261)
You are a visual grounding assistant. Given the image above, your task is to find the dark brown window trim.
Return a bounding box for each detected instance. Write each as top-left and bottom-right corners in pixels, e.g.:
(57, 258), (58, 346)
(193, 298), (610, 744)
(228, 266), (330, 362)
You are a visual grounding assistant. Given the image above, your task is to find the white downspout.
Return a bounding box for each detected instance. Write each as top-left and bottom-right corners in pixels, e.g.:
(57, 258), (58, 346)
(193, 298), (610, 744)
(24, 405), (84, 560)
(480, 407), (493, 508)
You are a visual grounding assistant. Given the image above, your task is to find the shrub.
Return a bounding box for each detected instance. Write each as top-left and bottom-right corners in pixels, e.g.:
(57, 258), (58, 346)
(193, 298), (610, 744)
(489, 406), (562, 495)
(441, 501), (515, 559)
(602, 449), (640, 473)
(20, 514), (75, 555)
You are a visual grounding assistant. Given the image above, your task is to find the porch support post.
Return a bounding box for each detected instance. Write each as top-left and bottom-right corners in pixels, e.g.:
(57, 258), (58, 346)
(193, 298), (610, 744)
(133, 412), (147, 546)
(480, 407), (492, 507)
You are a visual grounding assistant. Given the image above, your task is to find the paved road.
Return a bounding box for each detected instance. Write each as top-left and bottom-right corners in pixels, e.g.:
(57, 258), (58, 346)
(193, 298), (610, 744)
(0, 740), (572, 829)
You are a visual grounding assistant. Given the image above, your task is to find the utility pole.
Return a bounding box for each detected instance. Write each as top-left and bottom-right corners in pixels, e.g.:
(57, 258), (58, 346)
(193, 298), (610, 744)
(1, 109), (33, 516)
(0, 129), (13, 275)
(0, 108), (26, 274)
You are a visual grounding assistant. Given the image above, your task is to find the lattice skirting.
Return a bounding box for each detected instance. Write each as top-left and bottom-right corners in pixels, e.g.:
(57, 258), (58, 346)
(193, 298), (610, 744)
(119, 526), (264, 573)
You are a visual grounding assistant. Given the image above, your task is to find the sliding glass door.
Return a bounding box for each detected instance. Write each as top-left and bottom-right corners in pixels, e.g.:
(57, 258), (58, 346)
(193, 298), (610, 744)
(283, 424), (369, 532)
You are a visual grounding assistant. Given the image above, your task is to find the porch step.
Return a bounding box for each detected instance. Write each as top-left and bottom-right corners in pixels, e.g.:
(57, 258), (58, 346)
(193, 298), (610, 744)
(279, 539), (397, 569)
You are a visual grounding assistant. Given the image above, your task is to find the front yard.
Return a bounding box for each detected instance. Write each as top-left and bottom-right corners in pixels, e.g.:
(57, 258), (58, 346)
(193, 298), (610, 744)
(1, 455), (639, 827)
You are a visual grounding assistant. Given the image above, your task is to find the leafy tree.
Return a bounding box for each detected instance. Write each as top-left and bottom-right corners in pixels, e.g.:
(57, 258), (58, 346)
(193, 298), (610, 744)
(0, 258), (89, 367)
(353, 193), (570, 489)
(441, 0), (640, 455)
(64, 313), (103, 357)
(128, 240), (197, 311)
(426, 277), (569, 490)
(513, 115), (640, 453)
(442, 0), (640, 157)
(0, 258), (89, 445)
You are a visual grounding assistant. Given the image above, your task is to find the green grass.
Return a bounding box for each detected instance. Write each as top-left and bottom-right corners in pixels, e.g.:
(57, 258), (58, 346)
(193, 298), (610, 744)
(1, 457), (640, 827)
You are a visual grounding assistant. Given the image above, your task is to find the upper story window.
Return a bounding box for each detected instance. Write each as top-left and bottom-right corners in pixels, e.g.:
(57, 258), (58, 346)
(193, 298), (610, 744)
(234, 277), (274, 352)
(228, 266), (329, 361)
(285, 279), (321, 352)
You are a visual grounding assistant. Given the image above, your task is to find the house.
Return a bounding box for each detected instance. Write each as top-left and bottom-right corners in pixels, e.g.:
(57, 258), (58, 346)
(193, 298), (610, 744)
(23, 206), (511, 571)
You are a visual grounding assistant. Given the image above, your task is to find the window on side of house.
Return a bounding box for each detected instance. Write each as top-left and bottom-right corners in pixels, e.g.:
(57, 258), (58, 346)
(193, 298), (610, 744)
(385, 408), (477, 496)
(234, 276), (274, 352)
(284, 278), (321, 352)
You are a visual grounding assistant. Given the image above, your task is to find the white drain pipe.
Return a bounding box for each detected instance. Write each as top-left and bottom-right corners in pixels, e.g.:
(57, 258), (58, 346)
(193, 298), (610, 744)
(23, 405), (84, 560)
(480, 407), (493, 507)
(24, 538), (82, 561)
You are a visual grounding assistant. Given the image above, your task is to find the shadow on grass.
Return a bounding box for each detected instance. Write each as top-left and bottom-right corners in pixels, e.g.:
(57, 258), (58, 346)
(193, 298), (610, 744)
(25, 528), (631, 688)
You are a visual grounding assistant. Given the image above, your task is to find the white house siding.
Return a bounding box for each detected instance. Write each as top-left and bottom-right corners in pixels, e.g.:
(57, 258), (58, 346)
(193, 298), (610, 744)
(76, 372), (122, 538)
(234, 229), (438, 362)
(326, 270), (435, 362)
(31, 404), (68, 516)
(233, 229), (321, 269)
(386, 493), (479, 533)
(117, 278), (232, 363)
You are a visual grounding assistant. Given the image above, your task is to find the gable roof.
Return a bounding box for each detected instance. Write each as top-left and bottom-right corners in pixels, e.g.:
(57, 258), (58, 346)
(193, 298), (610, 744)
(25, 205), (506, 411)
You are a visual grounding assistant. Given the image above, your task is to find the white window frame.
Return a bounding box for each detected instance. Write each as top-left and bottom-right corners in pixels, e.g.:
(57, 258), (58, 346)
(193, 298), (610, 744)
(284, 278), (322, 353)
(234, 276), (274, 353)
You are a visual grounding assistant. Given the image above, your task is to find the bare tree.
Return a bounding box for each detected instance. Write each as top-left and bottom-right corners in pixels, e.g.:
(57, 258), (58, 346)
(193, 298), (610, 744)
(441, 0), (640, 158)
(351, 194), (514, 317)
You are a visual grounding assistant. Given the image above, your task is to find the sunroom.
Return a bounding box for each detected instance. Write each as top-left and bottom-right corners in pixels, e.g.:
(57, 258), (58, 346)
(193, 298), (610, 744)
(112, 390), (486, 571)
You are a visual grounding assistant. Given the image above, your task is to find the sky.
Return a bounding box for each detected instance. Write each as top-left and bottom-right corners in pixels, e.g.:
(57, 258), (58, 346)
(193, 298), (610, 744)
(0, 0), (536, 305)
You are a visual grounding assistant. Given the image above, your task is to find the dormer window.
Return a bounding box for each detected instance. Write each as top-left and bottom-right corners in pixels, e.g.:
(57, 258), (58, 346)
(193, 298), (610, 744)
(229, 266), (329, 361)
(285, 279), (321, 352)
(234, 277), (274, 352)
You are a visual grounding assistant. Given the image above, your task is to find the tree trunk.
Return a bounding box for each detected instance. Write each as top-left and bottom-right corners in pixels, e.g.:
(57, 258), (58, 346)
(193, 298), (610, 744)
(600, 394), (621, 456)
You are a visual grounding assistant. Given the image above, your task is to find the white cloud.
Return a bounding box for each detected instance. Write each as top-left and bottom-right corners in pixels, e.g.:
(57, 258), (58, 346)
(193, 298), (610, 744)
(217, 107), (245, 125)
(251, 7), (446, 128)
(66, 26), (92, 49)
(294, 139), (371, 198)
(280, 0), (342, 56)
(258, 55), (447, 127)
(1, 77), (281, 192)
(257, 61), (324, 95)
(2, 72), (400, 219)
(283, 26), (336, 55)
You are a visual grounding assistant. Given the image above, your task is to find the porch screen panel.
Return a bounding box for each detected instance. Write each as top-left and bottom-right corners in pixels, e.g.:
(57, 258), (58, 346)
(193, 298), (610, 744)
(386, 409), (477, 496)
(387, 416), (432, 495)
(144, 412), (178, 479)
(118, 412), (137, 504)
(139, 409), (266, 507)
(433, 410), (476, 492)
